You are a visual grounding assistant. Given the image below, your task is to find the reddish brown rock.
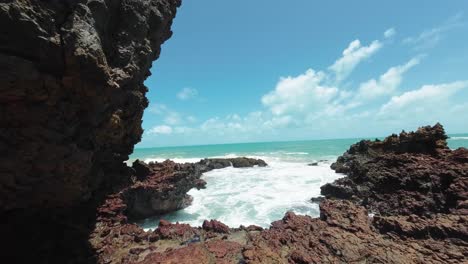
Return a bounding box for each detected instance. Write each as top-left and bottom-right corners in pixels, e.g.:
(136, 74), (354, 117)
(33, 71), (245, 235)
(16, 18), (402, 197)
(324, 123), (468, 217)
(203, 219), (231, 234)
(138, 244), (212, 264)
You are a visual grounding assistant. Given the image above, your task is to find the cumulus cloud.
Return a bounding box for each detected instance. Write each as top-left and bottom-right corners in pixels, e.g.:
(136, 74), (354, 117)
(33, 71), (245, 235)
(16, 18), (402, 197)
(262, 69), (338, 116)
(140, 26), (467, 146)
(379, 81), (468, 115)
(403, 13), (464, 50)
(356, 56), (422, 100)
(384, 28), (396, 38)
(164, 112), (182, 125)
(148, 102), (197, 125)
(148, 104), (168, 114)
(177, 88), (198, 100)
(329, 39), (382, 82)
(148, 125), (173, 135)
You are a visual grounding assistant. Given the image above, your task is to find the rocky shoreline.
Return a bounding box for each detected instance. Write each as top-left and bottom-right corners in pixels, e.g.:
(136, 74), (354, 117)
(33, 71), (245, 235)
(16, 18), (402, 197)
(85, 124), (467, 264)
(1, 0), (467, 263)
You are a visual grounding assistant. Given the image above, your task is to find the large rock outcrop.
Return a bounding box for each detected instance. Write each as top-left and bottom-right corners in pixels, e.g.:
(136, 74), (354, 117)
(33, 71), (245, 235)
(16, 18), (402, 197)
(322, 123), (467, 216)
(2, 1), (467, 263)
(0, 0), (180, 210)
(0, 0), (180, 263)
(89, 124), (467, 264)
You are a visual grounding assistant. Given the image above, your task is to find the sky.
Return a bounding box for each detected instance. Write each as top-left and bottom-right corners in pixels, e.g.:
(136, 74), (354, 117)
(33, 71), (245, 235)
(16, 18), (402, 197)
(138, 0), (468, 148)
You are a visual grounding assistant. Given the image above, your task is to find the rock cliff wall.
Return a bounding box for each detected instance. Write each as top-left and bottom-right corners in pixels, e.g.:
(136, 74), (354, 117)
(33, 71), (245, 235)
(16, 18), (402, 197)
(0, 0), (180, 210)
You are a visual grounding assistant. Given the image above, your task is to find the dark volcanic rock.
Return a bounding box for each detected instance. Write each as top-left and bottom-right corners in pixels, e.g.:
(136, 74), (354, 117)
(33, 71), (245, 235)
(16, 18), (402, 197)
(122, 157), (267, 220)
(89, 126), (466, 264)
(323, 123), (468, 217)
(0, 0), (181, 263)
(0, 0), (180, 210)
(2, 0), (466, 262)
(197, 157), (267, 171)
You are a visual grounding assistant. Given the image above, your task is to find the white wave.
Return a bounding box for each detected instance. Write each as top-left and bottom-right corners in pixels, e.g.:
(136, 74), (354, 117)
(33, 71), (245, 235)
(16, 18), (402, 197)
(144, 157), (203, 164)
(139, 156), (344, 229)
(449, 137), (468, 140)
(284, 152), (309, 155)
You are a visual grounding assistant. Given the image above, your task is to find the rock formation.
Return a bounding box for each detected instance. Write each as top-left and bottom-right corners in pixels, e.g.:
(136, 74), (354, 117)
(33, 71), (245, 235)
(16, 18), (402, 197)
(88, 124), (467, 263)
(0, 0), (180, 262)
(0, 0), (180, 210)
(1, 0), (467, 263)
(124, 158), (267, 220)
(323, 123), (467, 216)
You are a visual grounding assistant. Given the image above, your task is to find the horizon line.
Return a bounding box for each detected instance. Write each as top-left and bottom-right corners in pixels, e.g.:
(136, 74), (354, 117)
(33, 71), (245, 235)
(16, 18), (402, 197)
(134, 132), (468, 150)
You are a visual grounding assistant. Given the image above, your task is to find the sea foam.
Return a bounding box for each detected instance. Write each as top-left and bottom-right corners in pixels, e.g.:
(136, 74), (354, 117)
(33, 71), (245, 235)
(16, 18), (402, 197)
(138, 155), (343, 230)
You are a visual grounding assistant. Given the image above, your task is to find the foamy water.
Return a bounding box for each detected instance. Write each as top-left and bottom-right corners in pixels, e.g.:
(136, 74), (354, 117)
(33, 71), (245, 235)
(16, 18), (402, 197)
(137, 155), (343, 230)
(133, 135), (468, 230)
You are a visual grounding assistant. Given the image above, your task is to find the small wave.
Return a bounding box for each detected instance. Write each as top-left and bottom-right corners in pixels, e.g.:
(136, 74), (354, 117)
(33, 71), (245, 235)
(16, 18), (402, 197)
(284, 152), (309, 155)
(449, 137), (468, 140)
(144, 157), (203, 164)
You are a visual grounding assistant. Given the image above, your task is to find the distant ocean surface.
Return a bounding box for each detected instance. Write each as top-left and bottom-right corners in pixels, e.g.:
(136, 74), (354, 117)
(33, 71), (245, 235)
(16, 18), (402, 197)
(130, 134), (468, 230)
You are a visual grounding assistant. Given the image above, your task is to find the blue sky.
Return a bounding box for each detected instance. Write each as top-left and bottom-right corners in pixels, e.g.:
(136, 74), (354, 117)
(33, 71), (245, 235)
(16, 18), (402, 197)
(138, 0), (468, 147)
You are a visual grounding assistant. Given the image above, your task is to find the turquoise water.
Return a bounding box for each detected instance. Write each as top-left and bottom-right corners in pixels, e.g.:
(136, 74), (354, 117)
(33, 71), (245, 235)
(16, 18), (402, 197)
(131, 135), (468, 229)
(130, 138), (360, 163)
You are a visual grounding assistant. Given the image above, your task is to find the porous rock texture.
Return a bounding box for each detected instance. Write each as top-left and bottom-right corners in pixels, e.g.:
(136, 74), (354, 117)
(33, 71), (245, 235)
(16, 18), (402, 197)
(89, 124), (467, 264)
(1, 0), (467, 263)
(0, 0), (180, 262)
(323, 123), (467, 216)
(0, 0), (180, 210)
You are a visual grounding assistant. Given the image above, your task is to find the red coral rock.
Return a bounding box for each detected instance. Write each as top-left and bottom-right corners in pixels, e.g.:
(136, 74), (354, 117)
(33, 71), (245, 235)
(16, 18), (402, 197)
(202, 219), (230, 234)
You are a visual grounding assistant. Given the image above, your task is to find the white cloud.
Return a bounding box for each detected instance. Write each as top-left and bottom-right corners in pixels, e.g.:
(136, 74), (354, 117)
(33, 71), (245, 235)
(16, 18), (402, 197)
(148, 102), (198, 126)
(403, 13), (464, 50)
(164, 112), (182, 125)
(262, 69), (338, 116)
(329, 39), (383, 82)
(148, 125), (173, 135)
(140, 26), (468, 147)
(177, 88), (198, 100)
(148, 104), (168, 114)
(187, 116), (197, 123)
(379, 81), (468, 115)
(384, 28), (396, 38)
(356, 56), (421, 100)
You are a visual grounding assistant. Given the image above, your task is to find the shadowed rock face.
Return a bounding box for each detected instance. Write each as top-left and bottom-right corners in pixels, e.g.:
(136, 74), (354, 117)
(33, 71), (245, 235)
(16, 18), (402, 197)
(0, 0), (180, 263)
(0, 0), (180, 210)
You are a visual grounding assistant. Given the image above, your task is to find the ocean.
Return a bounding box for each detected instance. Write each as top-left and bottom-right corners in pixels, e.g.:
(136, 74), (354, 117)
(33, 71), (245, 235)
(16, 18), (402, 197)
(130, 134), (468, 230)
